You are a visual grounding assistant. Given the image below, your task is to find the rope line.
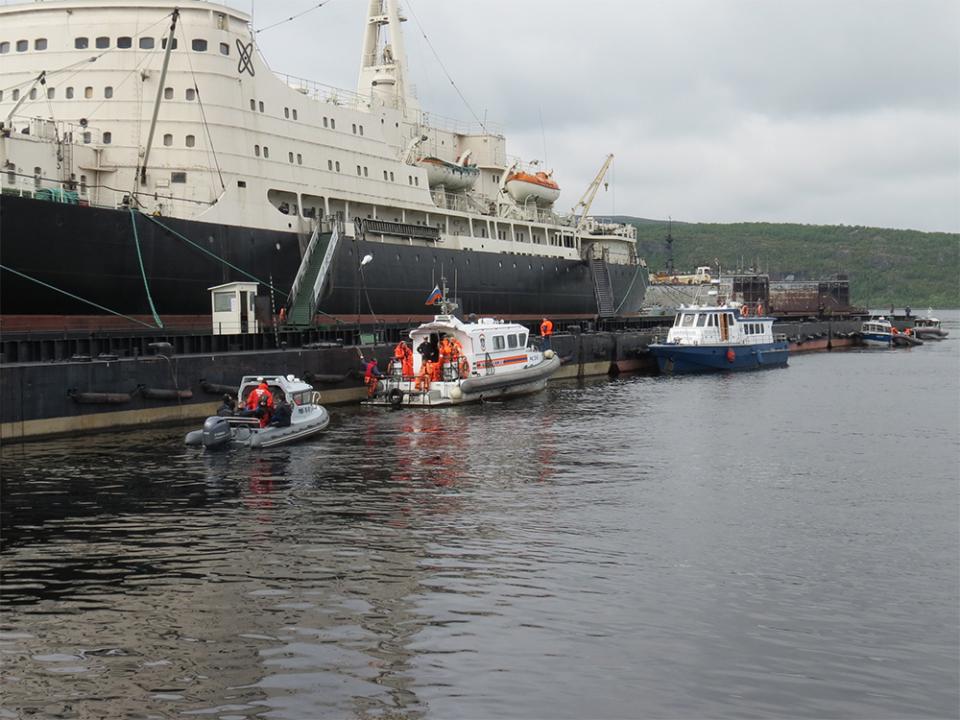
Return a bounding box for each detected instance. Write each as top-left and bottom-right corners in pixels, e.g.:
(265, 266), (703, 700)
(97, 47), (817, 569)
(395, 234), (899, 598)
(129, 208), (165, 328)
(0, 264), (159, 328)
(139, 211), (289, 297)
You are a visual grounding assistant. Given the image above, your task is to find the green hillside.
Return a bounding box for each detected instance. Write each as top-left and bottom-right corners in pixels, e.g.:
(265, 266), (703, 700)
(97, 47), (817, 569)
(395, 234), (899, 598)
(631, 222), (960, 308)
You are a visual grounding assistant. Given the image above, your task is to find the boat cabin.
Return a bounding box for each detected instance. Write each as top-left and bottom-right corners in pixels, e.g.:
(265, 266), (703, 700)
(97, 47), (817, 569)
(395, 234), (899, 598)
(668, 305), (776, 346)
(407, 314), (531, 378)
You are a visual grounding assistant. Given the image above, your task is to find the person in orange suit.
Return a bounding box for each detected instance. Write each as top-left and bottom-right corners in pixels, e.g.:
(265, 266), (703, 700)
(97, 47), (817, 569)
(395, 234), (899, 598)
(540, 317), (553, 352)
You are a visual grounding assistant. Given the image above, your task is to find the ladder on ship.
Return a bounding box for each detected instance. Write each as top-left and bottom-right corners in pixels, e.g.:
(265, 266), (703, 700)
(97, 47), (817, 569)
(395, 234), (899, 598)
(284, 217), (342, 327)
(591, 257), (616, 317)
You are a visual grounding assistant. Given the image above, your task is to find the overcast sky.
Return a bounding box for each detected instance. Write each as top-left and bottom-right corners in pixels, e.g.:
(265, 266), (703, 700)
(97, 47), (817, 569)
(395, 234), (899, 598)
(238, 0), (958, 233)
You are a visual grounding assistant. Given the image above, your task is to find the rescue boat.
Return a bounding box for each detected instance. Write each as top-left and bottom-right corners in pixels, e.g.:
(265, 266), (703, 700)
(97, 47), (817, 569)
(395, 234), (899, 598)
(185, 374), (329, 449)
(363, 281), (560, 407)
(504, 170), (561, 206)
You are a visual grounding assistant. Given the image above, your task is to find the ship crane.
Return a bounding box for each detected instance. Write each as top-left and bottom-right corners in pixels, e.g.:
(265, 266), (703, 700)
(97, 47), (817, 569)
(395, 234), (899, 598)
(570, 154), (614, 232)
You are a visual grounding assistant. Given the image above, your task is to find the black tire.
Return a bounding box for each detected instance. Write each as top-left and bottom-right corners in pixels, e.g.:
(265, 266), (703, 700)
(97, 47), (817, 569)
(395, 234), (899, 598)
(389, 388), (404, 407)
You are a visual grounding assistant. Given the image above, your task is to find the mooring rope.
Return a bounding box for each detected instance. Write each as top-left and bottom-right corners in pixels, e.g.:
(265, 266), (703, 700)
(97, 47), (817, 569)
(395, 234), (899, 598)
(139, 211), (288, 297)
(0, 264), (159, 328)
(129, 208), (165, 328)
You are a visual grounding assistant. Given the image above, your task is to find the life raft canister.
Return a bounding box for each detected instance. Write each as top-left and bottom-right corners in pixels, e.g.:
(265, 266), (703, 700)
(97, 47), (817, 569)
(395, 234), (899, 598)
(726, 349), (736, 363)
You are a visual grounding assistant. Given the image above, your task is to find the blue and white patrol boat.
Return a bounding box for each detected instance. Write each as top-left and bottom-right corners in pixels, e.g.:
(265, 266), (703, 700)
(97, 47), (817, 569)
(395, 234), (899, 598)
(859, 317), (895, 347)
(648, 302), (789, 374)
(364, 280), (561, 407)
(185, 374), (329, 449)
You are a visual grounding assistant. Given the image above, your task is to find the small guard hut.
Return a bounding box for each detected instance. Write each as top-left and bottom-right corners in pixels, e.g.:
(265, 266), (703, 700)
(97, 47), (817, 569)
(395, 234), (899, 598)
(210, 281), (259, 335)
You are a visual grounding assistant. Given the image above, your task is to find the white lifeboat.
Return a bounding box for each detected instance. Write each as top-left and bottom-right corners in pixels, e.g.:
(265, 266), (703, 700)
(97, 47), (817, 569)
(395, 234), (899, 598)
(504, 170), (561, 206)
(415, 156), (480, 191)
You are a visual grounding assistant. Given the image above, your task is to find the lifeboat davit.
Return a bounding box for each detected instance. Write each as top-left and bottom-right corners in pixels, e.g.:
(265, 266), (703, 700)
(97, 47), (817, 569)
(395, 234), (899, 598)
(504, 170), (561, 206)
(416, 156), (480, 191)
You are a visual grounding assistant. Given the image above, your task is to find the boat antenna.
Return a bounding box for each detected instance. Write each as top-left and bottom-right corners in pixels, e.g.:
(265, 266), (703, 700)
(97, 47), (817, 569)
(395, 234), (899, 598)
(437, 274), (458, 316)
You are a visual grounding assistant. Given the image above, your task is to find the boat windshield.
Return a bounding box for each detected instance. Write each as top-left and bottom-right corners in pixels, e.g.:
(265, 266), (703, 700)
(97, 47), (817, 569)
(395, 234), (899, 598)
(293, 390), (312, 405)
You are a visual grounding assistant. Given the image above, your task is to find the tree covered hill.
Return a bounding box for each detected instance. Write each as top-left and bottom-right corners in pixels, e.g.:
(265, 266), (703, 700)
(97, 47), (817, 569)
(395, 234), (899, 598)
(626, 221), (959, 308)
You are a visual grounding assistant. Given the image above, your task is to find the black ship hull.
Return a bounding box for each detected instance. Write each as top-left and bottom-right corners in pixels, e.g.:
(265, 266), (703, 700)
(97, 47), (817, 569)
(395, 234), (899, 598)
(1, 194), (645, 321)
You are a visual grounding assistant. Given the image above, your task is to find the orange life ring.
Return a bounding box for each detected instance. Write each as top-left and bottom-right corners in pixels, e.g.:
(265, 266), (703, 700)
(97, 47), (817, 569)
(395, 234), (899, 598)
(757, 304), (763, 316)
(741, 305), (749, 316)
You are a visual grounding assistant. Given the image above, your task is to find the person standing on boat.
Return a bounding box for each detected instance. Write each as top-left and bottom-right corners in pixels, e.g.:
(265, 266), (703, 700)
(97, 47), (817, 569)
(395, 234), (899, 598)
(438, 335), (453, 380)
(540, 318), (554, 352)
(394, 340), (414, 378)
(361, 355), (383, 398)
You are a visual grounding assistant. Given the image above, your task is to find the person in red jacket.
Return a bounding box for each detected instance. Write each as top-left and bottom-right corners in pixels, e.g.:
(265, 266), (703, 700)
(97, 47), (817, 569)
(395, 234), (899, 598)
(246, 381), (274, 412)
(540, 318), (553, 352)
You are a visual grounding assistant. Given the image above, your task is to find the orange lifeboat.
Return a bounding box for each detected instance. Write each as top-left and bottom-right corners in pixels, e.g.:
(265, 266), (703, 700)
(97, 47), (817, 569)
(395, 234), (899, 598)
(504, 170), (561, 206)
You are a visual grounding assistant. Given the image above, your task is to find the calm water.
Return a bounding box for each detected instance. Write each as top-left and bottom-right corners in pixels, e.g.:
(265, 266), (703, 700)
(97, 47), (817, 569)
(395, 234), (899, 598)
(2, 311), (958, 720)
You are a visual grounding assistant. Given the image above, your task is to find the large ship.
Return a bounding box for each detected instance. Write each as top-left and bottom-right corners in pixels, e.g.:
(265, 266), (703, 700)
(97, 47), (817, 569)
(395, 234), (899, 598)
(0, 0), (645, 328)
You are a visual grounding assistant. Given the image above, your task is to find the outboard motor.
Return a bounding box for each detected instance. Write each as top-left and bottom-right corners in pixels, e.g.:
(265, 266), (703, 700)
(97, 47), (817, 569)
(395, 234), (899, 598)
(201, 416), (233, 450)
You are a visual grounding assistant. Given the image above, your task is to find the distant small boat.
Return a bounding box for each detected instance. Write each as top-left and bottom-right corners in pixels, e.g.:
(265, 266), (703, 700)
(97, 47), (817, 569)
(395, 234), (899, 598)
(185, 374), (329, 450)
(504, 170), (561, 206)
(860, 317), (895, 347)
(648, 302), (789, 374)
(416, 156), (480, 191)
(912, 312), (949, 340)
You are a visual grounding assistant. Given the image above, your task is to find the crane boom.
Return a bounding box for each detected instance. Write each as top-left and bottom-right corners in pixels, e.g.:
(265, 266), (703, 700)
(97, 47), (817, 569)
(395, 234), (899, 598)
(571, 154), (614, 231)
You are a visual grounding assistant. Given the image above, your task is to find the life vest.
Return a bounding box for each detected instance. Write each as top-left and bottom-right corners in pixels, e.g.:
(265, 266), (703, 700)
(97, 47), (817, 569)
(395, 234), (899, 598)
(541, 319), (553, 336)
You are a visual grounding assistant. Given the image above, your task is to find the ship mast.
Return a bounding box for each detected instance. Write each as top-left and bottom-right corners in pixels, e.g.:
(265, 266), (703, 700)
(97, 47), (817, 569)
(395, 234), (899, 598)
(138, 8), (180, 189)
(357, 0), (419, 121)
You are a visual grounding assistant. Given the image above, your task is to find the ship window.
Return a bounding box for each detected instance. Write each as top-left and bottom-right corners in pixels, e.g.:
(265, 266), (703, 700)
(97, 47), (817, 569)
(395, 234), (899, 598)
(103, 132), (112, 144)
(327, 160), (333, 170)
(83, 86), (92, 98)
(34, 167), (42, 187)
(104, 86), (113, 98)
(171, 172), (186, 183)
(161, 38), (178, 50)
(80, 175), (87, 193)
(363, 166), (368, 177)
(389, 171), (394, 181)
(292, 109), (297, 120)
(254, 145), (260, 156)
(35, 38), (48, 51)
(96, 37), (109, 49)
(696, 314), (707, 327)
(507, 334), (519, 349)
(297, 154), (302, 165)
(323, 117), (328, 128)
(330, 118), (336, 129)
(164, 87), (173, 99)
(681, 314), (695, 327)
(284, 107), (290, 119)
(192, 39), (207, 52)
(263, 147), (269, 158)
(414, 176), (419, 186)
(383, 171), (388, 181)
(220, 42), (229, 55)
(289, 152), (294, 163)
(258, 101), (264, 113)
(140, 37), (154, 49)
(352, 123), (357, 134)
(493, 336), (506, 350)
(47, 87), (55, 99)
(0, 42), (9, 54)
(29, 88), (37, 100)
(185, 88), (196, 101)
(359, 125), (364, 136)
(163, 134), (172, 146)
(186, 135), (195, 147)
(335, 161), (340, 171)
(83, 132), (91, 144)
(356, 165), (361, 176)
(118, 37), (132, 49)
(250, 99), (255, 110)
(74, 37), (88, 49)
(237, 180), (246, 188)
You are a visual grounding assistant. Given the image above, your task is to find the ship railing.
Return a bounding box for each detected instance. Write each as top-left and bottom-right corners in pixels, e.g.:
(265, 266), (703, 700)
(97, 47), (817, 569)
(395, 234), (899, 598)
(277, 74), (367, 108)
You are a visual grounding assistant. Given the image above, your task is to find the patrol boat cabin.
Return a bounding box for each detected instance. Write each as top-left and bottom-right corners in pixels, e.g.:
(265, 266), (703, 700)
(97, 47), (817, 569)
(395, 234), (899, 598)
(649, 302), (789, 374)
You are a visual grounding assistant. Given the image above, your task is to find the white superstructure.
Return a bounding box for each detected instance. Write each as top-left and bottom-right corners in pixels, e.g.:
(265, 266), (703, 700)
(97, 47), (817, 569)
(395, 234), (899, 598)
(0, 0), (638, 263)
